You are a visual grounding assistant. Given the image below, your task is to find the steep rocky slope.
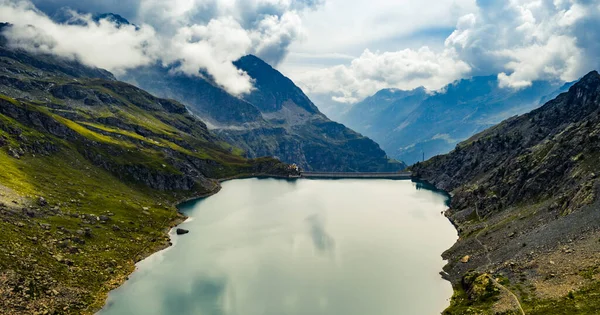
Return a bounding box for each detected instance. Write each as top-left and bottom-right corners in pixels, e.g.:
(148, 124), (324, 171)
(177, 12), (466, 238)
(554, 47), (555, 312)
(0, 42), (292, 314)
(123, 55), (405, 172)
(412, 71), (600, 314)
(342, 76), (573, 165)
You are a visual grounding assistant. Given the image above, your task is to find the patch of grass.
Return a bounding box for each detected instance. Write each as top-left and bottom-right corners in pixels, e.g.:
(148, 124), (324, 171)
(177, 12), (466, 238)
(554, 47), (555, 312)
(579, 266), (599, 280)
(443, 282), (498, 315)
(465, 208), (481, 222)
(54, 115), (135, 147)
(525, 281), (600, 314)
(218, 140), (246, 156)
(78, 121), (203, 159)
(0, 93), (20, 105)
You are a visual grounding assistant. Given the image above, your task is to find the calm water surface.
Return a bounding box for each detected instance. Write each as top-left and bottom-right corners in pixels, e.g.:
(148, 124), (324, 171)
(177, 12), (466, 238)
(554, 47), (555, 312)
(99, 178), (457, 315)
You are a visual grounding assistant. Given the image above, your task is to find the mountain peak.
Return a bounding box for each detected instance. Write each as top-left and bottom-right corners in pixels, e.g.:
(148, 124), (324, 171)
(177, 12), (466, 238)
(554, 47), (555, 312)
(93, 13), (132, 27)
(239, 54), (264, 63)
(234, 54), (320, 114)
(583, 69), (599, 78)
(51, 9), (133, 28)
(567, 70), (600, 96)
(236, 54), (272, 71)
(575, 70), (600, 85)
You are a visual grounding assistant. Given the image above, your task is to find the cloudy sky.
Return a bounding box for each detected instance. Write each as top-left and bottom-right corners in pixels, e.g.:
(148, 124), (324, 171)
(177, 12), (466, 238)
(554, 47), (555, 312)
(1, 0), (599, 114)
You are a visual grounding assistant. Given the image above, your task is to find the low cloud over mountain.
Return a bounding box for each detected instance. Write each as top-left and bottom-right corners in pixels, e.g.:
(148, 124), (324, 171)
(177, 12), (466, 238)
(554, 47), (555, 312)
(1, 0), (598, 110)
(1, 0), (323, 95)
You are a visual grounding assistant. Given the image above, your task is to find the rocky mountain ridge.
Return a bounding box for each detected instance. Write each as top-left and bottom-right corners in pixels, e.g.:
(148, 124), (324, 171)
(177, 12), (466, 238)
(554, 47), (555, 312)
(412, 70), (600, 314)
(123, 55), (405, 172)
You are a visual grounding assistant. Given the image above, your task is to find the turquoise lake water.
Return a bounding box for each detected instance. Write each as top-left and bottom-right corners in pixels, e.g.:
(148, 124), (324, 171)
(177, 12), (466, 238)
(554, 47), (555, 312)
(99, 178), (457, 315)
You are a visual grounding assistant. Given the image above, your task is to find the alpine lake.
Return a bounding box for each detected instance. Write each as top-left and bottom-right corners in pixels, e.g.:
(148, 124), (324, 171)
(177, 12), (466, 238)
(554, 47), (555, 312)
(99, 178), (457, 315)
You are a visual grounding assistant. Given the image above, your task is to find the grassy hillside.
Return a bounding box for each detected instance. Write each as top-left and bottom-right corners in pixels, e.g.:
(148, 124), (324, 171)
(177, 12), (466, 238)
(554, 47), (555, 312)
(0, 44), (292, 314)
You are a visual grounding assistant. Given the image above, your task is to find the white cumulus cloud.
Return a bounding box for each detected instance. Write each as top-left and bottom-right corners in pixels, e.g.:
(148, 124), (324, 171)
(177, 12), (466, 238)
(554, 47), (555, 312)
(446, 0), (599, 88)
(0, 0), (320, 95)
(295, 47), (471, 103)
(0, 0), (158, 75)
(164, 17), (255, 95)
(293, 0), (600, 104)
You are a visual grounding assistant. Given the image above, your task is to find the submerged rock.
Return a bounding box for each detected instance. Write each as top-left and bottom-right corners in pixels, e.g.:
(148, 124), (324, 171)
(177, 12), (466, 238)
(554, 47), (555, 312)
(176, 228), (189, 235)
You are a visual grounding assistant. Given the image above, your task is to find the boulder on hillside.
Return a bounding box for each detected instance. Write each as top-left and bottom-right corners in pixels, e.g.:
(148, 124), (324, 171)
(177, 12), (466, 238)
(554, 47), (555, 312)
(460, 255), (471, 263)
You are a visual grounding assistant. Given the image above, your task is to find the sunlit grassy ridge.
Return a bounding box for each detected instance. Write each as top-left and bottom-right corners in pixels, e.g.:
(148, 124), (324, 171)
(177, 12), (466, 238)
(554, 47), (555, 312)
(0, 87), (291, 314)
(0, 103), (183, 313)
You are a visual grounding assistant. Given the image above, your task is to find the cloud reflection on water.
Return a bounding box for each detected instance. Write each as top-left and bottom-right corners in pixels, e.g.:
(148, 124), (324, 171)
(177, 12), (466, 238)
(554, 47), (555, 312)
(305, 214), (335, 255)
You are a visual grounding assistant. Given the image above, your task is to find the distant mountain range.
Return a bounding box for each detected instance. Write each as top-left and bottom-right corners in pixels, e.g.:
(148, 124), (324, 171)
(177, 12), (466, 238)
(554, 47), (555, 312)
(64, 14), (403, 172)
(340, 76), (575, 165)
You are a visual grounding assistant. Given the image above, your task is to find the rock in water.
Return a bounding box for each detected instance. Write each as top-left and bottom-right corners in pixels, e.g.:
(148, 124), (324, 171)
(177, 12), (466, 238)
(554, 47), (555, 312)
(176, 228), (189, 235)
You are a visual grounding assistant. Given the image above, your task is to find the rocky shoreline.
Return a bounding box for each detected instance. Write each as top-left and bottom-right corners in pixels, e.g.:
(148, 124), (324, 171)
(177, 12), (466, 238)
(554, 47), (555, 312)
(87, 213), (187, 315)
(412, 71), (600, 314)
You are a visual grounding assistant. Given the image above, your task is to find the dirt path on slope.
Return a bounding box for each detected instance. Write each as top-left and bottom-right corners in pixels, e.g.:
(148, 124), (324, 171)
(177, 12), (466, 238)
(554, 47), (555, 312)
(474, 205), (525, 315)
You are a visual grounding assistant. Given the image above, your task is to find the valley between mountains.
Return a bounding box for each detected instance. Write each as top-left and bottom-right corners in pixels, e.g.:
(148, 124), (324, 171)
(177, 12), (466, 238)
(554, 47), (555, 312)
(0, 16), (600, 315)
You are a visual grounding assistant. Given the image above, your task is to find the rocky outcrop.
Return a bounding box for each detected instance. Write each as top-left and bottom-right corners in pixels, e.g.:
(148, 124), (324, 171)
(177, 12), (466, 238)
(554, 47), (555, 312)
(176, 228), (189, 235)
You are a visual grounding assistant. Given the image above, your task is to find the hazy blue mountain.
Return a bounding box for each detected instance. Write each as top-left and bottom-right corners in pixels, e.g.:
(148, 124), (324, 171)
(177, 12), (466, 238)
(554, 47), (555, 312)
(122, 56), (404, 172)
(341, 76), (575, 165)
(343, 87), (428, 144)
(306, 93), (353, 122)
